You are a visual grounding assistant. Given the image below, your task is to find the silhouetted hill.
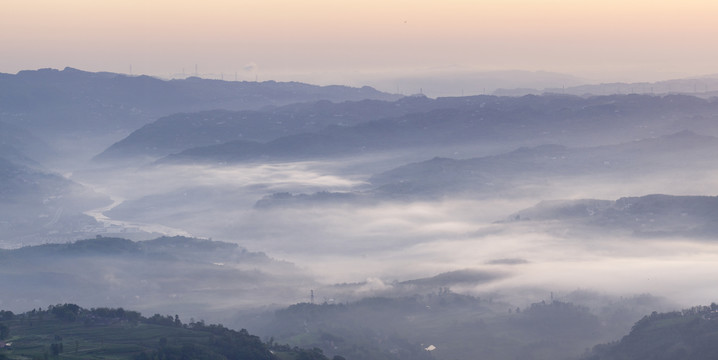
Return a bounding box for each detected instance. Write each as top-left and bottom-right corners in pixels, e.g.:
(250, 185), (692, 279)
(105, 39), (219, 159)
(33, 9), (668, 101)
(0, 303), (334, 360)
(244, 292), (666, 360)
(156, 94), (718, 165)
(0, 67), (399, 163)
(367, 131), (718, 199)
(368, 69), (585, 98)
(0, 121), (50, 165)
(95, 95), (446, 161)
(95, 110), (294, 160)
(248, 131), (718, 207)
(398, 269), (505, 288)
(495, 75), (718, 97)
(583, 305), (718, 360)
(0, 67), (397, 134)
(508, 194), (718, 238)
(562, 76), (718, 97)
(0, 157), (110, 245)
(0, 236), (316, 317)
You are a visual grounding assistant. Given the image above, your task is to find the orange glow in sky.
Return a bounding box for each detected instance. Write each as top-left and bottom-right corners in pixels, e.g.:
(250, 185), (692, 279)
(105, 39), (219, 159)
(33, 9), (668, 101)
(2, 0), (718, 83)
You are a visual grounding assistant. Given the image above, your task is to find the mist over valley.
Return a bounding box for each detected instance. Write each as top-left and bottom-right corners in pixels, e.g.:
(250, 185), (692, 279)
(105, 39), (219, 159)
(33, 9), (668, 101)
(2, 68), (718, 360)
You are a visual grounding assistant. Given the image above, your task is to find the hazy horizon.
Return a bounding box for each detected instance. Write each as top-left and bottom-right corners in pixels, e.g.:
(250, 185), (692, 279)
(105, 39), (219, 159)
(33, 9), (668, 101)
(3, 0), (718, 91)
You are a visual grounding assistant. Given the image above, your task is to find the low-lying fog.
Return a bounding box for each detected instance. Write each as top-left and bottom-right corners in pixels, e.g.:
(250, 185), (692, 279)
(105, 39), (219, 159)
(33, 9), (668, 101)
(70, 149), (718, 310)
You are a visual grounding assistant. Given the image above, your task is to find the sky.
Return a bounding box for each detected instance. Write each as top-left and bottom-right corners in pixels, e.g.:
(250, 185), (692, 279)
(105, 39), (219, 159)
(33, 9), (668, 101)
(2, 0), (718, 86)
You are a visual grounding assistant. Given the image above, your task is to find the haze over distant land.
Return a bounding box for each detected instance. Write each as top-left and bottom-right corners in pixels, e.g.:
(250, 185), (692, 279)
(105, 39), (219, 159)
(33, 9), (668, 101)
(3, 0), (718, 94)
(3, 1), (718, 359)
(3, 77), (718, 360)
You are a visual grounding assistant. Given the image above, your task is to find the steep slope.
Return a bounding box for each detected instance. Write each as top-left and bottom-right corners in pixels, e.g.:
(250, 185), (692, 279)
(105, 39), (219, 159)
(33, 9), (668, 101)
(0, 120), (52, 164)
(0, 157), (110, 245)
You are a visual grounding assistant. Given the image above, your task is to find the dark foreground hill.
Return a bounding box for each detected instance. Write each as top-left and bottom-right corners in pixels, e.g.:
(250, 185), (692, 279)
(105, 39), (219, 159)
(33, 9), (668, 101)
(583, 304), (718, 360)
(0, 304), (339, 360)
(240, 291), (667, 360)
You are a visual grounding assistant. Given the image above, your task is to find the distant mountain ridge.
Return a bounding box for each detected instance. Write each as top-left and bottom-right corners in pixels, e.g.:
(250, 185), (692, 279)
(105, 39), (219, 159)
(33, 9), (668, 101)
(0, 67), (399, 162)
(152, 94), (718, 165)
(495, 74), (718, 97)
(366, 69), (586, 98)
(0, 67), (398, 133)
(366, 130), (718, 198)
(249, 130), (718, 208)
(95, 95), (444, 161)
(508, 194), (718, 238)
(0, 120), (50, 165)
(0, 236), (314, 316)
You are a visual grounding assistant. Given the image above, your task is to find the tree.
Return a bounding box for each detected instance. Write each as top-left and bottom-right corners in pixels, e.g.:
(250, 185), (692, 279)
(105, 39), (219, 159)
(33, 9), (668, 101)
(50, 343), (63, 356)
(0, 311), (14, 321)
(50, 303), (80, 322)
(0, 323), (9, 340)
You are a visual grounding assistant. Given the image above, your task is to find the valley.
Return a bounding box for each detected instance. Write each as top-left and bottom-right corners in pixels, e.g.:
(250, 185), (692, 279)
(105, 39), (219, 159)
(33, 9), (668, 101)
(2, 68), (718, 360)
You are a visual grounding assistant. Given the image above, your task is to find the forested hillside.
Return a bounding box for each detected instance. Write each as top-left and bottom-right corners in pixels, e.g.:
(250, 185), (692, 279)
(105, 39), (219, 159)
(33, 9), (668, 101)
(0, 304), (341, 360)
(583, 304), (718, 360)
